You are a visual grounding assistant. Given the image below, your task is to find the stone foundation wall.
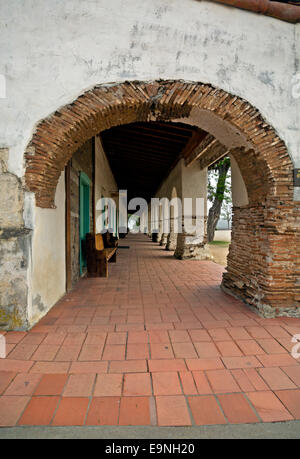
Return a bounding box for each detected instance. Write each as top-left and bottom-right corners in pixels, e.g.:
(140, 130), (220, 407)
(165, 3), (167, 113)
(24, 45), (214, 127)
(0, 149), (30, 330)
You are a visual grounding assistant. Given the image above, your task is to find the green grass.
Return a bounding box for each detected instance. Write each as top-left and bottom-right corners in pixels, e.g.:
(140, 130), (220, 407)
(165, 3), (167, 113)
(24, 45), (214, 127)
(208, 240), (230, 247)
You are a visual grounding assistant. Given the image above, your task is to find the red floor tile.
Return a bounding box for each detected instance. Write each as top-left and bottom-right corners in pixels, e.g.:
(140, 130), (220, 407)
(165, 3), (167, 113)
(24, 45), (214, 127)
(222, 356), (262, 369)
(148, 330), (170, 343)
(188, 396), (226, 425)
(216, 341), (243, 357)
(206, 369), (241, 394)
(257, 338), (287, 355)
(152, 372), (181, 395)
(78, 344), (104, 361)
(194, 342), (220, 359)
(226, 327), (252, 341)
(281, 366), (300, 387)
(102, 345), (125, 361)
(7, 344), (38, 360)
(86, 397), (120, 425)
(109, 360), (147, 373)
(18, 396), (60, 425)
(150, 343), (174, 359)
(119, 397), (151, 425)
(258, 367), (296, 390)
(31, 344), (60, 361)
(275, 390), (300, 419)
(0, 360), (34, 373)
(179, 371), (198, 395)
(123, 373), (152, 396)
(208, 328), (232, 341)
(218, 393), (259, 424)
(156, 396), (191, 426)
(172, 342), (197, 359)
(257, 354), (297, 368)
(148, 359), (186, 372)
(235, 340), (265, 356)
(52, 397), (89, 426)
(127, 331), (148, 344)
(192, 371), (213, 394)
(30, 361), (70, 374)
(63, 374), (95, 397)
(126, 343), (149, 360)
(186, 358), (224, 371)
(246, 391), (293, 422)
(69, 361), (108, 374)
(0, 396), (30, 426)
(107, 332), (127, 345)
(94, 373), (123, 396)
(55, 345), (82, 362)
(169, 330), (191, 343)
(34, 374), (68, 396)
(4, 373), (42, 396)
(230, 369), (256, 392)
(189, 329), (211, 342)
(243, 368), (269, 391)
(0, 371), (16, 395)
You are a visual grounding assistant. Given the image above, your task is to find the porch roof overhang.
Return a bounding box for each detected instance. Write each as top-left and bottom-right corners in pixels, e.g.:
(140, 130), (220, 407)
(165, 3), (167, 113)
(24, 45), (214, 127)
(208, 0), (300, 23)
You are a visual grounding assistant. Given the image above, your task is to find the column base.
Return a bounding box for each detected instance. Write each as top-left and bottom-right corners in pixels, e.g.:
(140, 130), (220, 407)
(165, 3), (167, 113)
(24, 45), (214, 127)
(166, 233), (177, 251)
(174, 234), (211, 260)
(221, 282), (300, 319)
(160, 233), (168, 246)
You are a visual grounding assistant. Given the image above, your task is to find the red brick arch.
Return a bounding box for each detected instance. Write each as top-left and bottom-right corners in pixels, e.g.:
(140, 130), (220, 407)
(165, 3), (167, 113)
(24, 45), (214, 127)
(25, 80), (293, 208)
(24, 80), (299, 315)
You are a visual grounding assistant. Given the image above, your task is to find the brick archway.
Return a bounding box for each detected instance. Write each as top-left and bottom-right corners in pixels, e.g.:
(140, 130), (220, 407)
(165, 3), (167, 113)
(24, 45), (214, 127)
(25, 80), (300, 316)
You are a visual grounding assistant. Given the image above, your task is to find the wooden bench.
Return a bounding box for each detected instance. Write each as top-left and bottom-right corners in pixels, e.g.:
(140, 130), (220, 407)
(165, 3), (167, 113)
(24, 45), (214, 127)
(86, 233), (118, 278)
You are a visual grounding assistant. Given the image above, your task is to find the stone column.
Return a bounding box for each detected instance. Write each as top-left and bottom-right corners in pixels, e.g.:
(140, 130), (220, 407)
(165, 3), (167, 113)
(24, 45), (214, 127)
(166, 217), (177, 251)
(174, 161), (210, 260)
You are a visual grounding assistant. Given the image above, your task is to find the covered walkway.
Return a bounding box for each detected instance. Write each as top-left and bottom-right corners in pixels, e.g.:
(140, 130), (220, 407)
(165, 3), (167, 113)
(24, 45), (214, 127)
(0, 234), (300, 427)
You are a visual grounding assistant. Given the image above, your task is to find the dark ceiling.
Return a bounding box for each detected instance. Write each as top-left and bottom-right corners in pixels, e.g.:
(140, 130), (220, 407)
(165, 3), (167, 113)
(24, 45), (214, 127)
(100, 122), (207, 202)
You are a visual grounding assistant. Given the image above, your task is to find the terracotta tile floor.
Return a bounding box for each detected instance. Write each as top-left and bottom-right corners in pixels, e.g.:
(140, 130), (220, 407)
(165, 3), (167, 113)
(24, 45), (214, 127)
(1, 233), (300, 427)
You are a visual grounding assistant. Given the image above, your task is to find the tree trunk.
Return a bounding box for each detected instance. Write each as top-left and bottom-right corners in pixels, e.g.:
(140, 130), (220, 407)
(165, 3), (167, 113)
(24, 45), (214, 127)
(207, 159), (230, 243)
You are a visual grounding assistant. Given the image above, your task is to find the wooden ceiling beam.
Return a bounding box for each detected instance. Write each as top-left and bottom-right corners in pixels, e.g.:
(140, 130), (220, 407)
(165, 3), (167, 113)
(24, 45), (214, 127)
(184, 133), (229, 169)
(181, 130), (208, 161)
(103, 132), (187, 149)
(103, 142), (178, 158)
(122, 125), (193, 140)
(113, 129), (189, 144)
(108, 150), (174, 165)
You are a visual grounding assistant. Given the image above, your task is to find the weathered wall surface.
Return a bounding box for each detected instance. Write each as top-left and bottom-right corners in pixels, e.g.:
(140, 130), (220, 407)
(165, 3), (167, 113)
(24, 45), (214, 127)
(0, 0), (299, 184)
(0, 148), (30, 330)
(30, 173), (66, 326)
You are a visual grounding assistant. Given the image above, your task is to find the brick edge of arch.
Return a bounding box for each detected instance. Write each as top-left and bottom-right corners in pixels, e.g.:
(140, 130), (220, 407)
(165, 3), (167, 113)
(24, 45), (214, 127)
(24, 80), (294, 209)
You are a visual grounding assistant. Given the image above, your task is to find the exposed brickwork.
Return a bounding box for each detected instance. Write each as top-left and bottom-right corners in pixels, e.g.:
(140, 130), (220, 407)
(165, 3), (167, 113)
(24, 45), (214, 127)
(24, 80), (299, 314)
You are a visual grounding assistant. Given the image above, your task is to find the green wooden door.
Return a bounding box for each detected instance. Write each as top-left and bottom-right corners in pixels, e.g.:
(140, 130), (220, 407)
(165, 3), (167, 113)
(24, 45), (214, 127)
(79, 172), (91, 275)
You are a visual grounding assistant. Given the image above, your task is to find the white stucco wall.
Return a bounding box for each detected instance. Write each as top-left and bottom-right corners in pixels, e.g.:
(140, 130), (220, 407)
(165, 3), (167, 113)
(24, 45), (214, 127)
(30, 172), (66, 325)
(0, 0), (299, 182)
(230, 155), (249, 207)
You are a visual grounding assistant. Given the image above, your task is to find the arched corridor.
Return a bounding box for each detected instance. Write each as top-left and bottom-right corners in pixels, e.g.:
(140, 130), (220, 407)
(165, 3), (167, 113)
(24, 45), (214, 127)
(22, 81), (300, 329)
